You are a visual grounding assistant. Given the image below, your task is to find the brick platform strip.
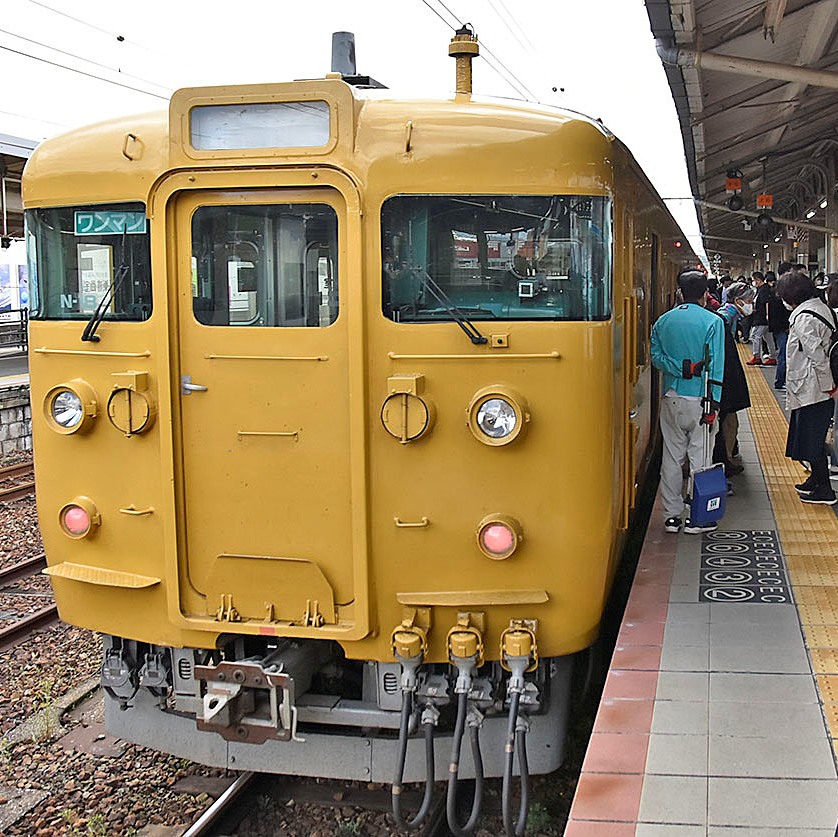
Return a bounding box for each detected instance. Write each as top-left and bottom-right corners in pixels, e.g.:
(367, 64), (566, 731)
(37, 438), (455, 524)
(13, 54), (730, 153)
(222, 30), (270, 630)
(564, 496), (674, 836)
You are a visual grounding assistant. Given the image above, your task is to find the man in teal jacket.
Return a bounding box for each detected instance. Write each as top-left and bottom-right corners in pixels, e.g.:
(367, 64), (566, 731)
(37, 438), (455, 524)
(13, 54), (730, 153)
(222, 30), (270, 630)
(651, 270), (726, 533)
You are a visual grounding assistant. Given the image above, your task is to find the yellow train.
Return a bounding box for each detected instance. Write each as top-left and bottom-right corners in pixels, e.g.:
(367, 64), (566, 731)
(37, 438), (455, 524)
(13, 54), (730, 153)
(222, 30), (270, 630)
(24, 30), (691, 834)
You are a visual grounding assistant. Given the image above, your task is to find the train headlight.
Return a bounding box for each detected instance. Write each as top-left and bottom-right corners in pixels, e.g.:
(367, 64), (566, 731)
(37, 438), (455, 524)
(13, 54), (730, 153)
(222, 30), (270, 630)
(59, 497), (101, 539)
(477, 514), (523, 560)
(44, 381), (99, 434)
(476, 398), (517, 438)
(51, 390), (84, 428)
(467, 386), (529, 446)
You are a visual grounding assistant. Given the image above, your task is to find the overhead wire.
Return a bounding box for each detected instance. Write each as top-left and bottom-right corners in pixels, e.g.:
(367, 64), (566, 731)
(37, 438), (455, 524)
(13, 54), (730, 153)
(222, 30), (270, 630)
(492, 0), (535, 51)
(0, 107), (69, 130)
(0, 43), (169, 100)
(0, 26), (172, 95)
(23, 0), (166, 58)
(419, 0), (459, 30)
(486, 0), (530, 53)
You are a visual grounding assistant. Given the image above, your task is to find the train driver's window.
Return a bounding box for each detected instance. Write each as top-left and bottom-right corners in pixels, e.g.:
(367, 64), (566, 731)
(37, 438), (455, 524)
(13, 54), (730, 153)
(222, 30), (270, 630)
(381, 195), (612, 322)
(191, 203), (338, 327)
(26, 203), (152, 321)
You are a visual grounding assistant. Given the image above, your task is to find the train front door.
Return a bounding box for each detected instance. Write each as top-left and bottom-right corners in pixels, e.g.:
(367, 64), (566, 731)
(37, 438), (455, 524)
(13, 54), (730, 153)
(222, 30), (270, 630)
(173, 181), (368, 635)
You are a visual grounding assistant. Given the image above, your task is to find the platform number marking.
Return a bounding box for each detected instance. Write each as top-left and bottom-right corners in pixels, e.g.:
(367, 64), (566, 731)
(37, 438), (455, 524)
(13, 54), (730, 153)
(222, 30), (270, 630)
(698, 530), (791, 604)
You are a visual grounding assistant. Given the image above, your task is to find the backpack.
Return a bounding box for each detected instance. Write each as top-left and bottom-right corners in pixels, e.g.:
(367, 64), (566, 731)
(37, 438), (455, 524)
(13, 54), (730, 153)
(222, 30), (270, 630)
(800, 307), (838, 388)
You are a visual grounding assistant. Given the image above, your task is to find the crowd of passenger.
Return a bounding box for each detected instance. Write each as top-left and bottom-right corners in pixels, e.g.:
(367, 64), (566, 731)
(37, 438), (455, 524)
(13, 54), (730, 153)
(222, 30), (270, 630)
(651, 262), (838, 534)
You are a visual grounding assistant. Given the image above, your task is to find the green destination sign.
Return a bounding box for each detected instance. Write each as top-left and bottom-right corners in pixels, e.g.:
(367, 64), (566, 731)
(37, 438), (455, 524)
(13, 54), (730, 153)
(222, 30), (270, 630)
(74, 210), (147, 236)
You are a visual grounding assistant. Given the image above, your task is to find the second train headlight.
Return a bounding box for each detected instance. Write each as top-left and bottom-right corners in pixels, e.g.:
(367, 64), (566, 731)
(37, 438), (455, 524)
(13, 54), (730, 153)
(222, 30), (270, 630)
(44, 380), (99, 434)
(52, 390), (84, 428)
(476, 398), (517, 438)
(467, 386), (529, 446)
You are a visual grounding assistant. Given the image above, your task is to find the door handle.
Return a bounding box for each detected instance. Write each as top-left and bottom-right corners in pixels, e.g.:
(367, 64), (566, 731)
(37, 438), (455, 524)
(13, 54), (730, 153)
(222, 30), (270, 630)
(629, 409), (638, 420)
(182, 375), (208, 395)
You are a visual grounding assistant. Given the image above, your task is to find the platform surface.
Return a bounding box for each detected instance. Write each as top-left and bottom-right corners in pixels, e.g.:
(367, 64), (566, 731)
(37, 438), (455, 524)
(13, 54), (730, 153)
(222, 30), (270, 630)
(568, 353), (838, 835)
(0, 349), (29, 390)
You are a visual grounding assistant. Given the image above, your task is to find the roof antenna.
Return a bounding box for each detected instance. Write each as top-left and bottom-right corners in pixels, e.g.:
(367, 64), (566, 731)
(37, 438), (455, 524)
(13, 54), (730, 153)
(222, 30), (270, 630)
(449, 24), (479, 98)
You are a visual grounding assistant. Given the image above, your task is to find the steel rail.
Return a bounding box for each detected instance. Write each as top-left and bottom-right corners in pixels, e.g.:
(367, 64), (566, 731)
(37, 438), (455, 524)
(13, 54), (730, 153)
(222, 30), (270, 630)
(0, 604), (59, 652)
(0, 554), (47, 588)
(0, 463), (33, 480)
(180, 772), (256, 837)
(0, 481), (36, 502)
(178, 768), (449, 836)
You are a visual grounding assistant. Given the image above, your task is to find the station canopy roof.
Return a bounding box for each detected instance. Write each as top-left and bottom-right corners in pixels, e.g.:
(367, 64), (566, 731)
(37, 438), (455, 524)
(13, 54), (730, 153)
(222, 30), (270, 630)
(1, 133), (38, 241)
(645, 0), (838, 272)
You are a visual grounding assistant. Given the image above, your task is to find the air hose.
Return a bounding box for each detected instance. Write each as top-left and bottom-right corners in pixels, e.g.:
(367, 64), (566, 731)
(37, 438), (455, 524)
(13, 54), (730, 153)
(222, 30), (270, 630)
(445, 690), (484, 836)
(502, 691), (531, 837)
(392, 690), (437, 830)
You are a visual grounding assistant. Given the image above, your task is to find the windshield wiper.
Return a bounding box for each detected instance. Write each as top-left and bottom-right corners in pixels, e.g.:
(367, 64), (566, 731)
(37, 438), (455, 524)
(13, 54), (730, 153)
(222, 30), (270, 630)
(419, 271), (488, 345)
(81, 263), (130, 342)
(81, 228), (131, 343)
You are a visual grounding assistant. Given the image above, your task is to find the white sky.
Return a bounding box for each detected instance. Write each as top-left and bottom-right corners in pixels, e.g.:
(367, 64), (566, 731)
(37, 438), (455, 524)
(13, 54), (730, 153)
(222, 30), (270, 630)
(1, 0), (706, 261)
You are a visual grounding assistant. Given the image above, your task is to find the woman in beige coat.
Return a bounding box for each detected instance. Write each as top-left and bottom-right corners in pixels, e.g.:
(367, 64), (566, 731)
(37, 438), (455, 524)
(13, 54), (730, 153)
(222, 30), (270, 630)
(777, 271), (837, 504)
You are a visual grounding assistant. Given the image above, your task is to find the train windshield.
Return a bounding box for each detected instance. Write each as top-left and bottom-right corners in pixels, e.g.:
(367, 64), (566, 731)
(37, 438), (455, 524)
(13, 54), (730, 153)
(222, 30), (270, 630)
(25, 202), (152, 321)
(382, 195), (611, 322)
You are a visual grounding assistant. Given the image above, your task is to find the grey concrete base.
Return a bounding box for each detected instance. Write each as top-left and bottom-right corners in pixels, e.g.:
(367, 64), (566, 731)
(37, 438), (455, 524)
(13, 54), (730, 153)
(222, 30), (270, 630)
(106, 658), (573, 783)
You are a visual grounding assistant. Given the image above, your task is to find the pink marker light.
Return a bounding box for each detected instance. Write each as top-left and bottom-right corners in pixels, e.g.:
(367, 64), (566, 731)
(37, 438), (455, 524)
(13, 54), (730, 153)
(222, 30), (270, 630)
(480, 523), (515, 557)
(62, 505), (91, 535)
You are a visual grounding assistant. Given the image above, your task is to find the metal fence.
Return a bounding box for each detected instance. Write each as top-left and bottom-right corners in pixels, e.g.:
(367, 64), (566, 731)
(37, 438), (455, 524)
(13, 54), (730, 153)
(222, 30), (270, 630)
(0, 308), (28, 354)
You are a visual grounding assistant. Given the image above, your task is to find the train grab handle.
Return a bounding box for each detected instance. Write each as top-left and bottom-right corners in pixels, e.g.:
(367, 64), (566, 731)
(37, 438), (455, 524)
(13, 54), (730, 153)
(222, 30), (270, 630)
(181, 376), (209, 395)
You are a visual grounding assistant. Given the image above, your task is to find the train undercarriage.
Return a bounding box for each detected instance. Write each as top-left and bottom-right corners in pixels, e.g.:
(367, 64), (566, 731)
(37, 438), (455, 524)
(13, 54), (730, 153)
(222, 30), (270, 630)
(101, 634), (574, 830)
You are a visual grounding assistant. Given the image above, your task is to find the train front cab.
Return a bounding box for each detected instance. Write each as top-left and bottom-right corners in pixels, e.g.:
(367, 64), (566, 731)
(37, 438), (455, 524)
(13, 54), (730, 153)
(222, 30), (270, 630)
(22, 77), (680, 815)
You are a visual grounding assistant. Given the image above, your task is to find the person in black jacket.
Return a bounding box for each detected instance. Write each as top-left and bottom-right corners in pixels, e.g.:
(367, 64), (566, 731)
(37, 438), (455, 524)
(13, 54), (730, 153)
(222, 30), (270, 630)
(747, 271), (777, 365)
(767, 271), (791, 390)
(714, 285), (752, 475)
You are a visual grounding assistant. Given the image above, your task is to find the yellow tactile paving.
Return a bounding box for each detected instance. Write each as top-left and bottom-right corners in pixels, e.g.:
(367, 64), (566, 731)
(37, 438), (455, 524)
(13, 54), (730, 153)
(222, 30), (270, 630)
(784, 555), (838, 586)
(742, 345), (838, 739)
(797, 605), (838, 627)
(795, 587), (838, 608)
(806, 626), (838, 647)
(817, 675), (838, 702)
(811, 650), (838, 672)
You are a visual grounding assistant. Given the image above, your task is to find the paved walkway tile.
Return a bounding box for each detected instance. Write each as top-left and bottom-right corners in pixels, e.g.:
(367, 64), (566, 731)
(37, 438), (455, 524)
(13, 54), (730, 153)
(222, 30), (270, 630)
(708, 777), (838, 829)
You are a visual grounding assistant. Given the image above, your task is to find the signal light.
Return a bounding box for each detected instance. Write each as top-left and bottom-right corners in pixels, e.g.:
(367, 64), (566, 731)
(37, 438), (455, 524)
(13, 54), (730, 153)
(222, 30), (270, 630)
(727, 195), (744, 211)
(481, 524), (515, 555)
(59, 497), (101, 539)
(62, 506), (92, 536)
(476, 514), (523, 560)
(674, 241), (682, 248)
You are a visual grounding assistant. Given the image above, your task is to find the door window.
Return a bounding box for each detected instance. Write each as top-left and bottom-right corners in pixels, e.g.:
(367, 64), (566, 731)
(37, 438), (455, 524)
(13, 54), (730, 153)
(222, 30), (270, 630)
(191, 203), (338, 327)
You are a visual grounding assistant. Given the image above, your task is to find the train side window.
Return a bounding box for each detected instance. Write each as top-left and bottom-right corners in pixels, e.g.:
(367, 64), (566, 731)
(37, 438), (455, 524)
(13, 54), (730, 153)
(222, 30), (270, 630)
(25, 202), (152, 321)
(381, 195), (612, 322)
(190, 203), (338, 327)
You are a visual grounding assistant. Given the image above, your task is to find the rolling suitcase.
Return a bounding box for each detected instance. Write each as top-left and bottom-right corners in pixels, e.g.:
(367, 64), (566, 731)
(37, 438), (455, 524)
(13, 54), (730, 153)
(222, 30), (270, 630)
(689, 345), (727, 526)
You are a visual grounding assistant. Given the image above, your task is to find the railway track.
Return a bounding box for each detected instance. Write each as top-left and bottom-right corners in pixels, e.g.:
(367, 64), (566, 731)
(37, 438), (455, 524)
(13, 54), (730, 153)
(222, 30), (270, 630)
(0, 552), (59, 652)
(180, 772), (449, 836)
(0, 462), (35, 502)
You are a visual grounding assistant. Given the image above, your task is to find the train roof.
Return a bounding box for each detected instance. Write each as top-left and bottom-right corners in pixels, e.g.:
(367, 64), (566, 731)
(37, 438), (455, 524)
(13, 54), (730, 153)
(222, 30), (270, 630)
(22, 78), (661, 221)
